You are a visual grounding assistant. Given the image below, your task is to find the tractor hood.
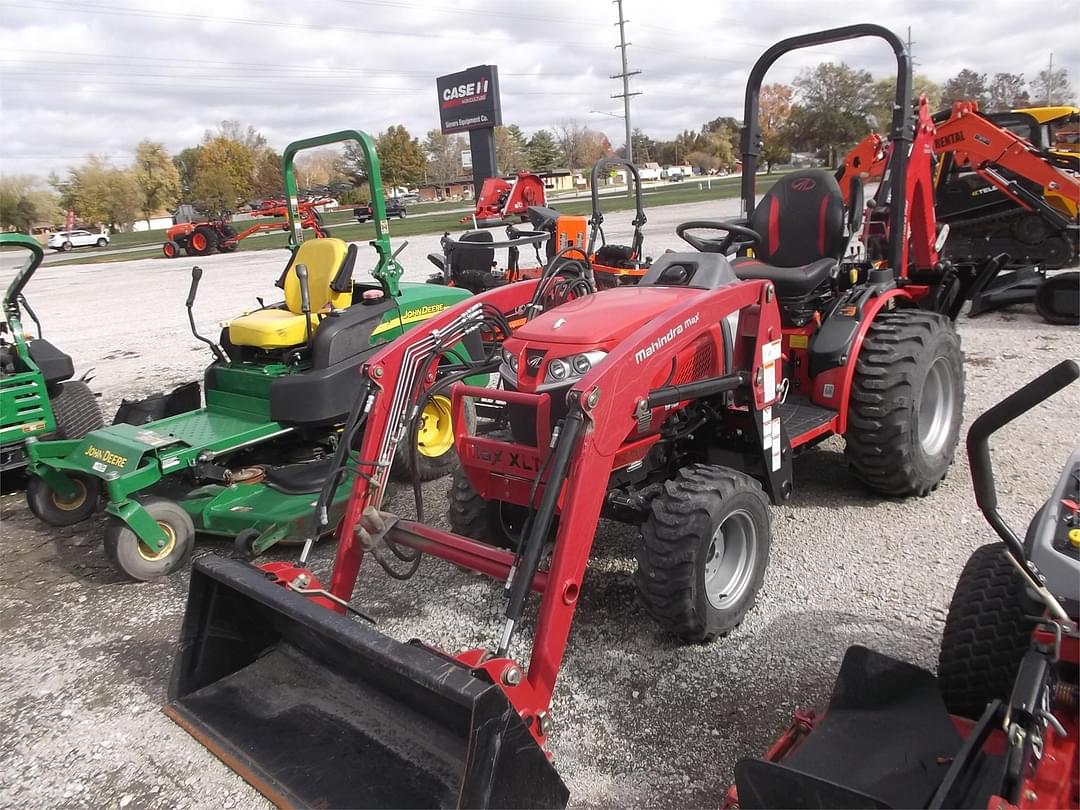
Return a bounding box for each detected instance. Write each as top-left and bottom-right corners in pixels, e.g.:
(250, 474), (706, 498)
(513, 286), (696, 348)
(501, 285), (699, 393)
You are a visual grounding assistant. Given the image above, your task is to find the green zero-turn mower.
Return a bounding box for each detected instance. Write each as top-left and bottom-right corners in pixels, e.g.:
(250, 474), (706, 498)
(24, 130), (479, 581)
(1, 233), (104, 474)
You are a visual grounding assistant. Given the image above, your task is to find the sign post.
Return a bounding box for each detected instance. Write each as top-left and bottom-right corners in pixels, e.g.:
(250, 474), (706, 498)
(436, 65), (502, 196)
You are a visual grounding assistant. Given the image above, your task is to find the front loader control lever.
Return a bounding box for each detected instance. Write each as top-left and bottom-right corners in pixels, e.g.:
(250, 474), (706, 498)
(186, 266), (226, 364)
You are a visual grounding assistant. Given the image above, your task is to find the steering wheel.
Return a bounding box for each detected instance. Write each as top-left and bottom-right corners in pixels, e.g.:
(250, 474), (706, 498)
(675, 220), (762, 255)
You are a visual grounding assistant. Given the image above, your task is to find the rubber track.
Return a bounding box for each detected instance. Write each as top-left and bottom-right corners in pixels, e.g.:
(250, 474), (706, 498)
(937, 544), (1035, 719)
(636, 464), (765, 643)
(845, 310), (963, 497)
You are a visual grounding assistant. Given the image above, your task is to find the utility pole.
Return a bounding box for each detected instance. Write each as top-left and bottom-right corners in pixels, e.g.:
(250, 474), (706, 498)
(906, 26), (915, 66)
(611, 0), (641, 169)
(1046, 52), (1055, 105)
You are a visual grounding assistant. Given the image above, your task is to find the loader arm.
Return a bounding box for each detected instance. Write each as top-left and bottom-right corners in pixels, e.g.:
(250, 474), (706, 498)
(325, 275), (783, 731)
(933, 102), (1080, 221)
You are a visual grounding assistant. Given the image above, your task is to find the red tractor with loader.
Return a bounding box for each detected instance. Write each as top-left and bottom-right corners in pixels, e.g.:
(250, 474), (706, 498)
(725, 360), (1079, 810)
(161, 25), (979, 808)
(161, 195), (331, 258)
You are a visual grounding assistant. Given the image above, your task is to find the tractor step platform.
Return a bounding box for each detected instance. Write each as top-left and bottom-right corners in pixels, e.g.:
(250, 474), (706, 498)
(777, 397), (837, 441)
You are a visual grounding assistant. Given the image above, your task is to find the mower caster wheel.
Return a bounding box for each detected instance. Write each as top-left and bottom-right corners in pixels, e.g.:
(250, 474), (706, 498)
(103, 497), (194, 581)
(937, 543), (1040, 719)
(845, 310), (964, 497)
(636, 464), (771, 643)
(233, 528), (262, 559)
(26, 473), (101, 526)
(395, 395), (476, 482)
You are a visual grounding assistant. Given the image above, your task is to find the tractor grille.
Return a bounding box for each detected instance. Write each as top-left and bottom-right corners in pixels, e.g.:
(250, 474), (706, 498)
(672, 339), (718, 385)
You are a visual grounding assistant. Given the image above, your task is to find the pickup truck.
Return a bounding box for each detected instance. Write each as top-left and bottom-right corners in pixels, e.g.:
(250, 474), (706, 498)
(353, 198), (407, 223)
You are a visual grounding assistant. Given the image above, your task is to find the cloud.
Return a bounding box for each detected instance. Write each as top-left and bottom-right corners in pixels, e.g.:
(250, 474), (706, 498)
(1, 0), (1077, 179)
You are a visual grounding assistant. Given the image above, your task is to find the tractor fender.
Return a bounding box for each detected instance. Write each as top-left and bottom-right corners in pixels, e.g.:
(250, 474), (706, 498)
(810, 285), (921, 432)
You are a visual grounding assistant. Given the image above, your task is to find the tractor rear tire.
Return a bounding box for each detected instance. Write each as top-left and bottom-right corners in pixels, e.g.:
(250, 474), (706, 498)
(937, 544), (1038, 719)
(636, 464), (771, 643)
(394, 396), (476, 482)
(845, 310), (964, 497)
(26, 473), (102, 526)
(51, 380), (104, 439)
(103, 497), (195, 580)
(189, 226), (219, 256)
(446, 466), (524, 550)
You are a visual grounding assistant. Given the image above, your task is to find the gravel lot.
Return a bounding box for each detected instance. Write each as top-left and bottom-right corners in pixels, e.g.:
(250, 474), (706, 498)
(2, 199), (1077, 808)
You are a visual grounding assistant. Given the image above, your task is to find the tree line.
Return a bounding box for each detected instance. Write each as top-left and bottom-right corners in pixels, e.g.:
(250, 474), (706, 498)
(1, 62), (1072, 233)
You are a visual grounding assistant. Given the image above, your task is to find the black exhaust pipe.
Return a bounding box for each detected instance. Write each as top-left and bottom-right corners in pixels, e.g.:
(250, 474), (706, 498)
(166, 555), (568, 809)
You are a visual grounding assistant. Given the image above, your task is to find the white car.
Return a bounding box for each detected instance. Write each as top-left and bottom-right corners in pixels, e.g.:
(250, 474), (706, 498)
(47, 230), (110, 251)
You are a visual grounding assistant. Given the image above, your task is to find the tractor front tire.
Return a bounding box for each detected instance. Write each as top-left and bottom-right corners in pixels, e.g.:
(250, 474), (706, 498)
(162, 240), (180, 258)
(637, 465), (771, 643)
(103, 497), (194, 580)
(395, 395), (476, 482)
(845, 310), (964, 497)
(26, 473), (101, 526)
(51, 380), (104, 439)
(937, 544), (1038, 719)
(446, 467), (524, 550)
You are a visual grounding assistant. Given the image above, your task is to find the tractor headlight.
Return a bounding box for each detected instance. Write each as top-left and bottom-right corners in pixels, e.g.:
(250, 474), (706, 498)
(543, 351), (606, 387)
(503, 348), (519, 374)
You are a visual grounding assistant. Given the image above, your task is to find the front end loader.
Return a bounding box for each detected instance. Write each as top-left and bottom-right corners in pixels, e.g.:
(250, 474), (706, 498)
(24, 129), (479, 581)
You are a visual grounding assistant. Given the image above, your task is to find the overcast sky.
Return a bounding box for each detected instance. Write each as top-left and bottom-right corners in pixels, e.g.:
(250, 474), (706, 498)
(1, 0), (1077, 180)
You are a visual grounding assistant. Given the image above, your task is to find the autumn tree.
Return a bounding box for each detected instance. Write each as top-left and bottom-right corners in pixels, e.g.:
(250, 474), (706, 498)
(789, 62), (875, 165)
(173, 147), (201, 199)
(132, 140), (180, 227)
(495, 124), (529, 173)
(1030, 67), (1075, 106)
(943, 69), (989, 108)
(868, 74), (942, 127)
(207, 120), (267, 151)
(294, 148), (346, 190)
(192, 136), (256, 213)
(758, 83), (794, 172)
(367, 125), (424, 193)
(986, 73), (1029, 111)
(526, 129), (559, 171)
(423, 129), (465, 183)
(60, 155), (143, 230)
(0, 175), (62, 231)
(553, 120), (610, 171)
(251, 149), (284, 199)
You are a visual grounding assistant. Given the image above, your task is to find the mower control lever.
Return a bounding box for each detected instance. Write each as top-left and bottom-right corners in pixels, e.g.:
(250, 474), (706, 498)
(295, 263), (313, 347)
(185, 266), (226, 363)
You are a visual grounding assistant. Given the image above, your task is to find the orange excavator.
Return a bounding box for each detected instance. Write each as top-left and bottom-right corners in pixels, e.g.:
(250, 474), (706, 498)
(840, 100), (1079, 270)
(839, 100), (1079, 324)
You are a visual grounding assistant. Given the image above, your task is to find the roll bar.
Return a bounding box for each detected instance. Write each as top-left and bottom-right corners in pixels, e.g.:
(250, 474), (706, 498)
(587, 158), (647, 257)
(740, 24), (912, 274)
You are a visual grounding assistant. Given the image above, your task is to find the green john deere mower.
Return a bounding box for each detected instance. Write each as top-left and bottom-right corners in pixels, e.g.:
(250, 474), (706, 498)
(24, 130), (477, 580)
(1, 233), (104, 475)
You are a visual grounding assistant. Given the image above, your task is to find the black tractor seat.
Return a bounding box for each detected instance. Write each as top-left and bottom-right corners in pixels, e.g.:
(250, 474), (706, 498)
(729, 168), (851, 311)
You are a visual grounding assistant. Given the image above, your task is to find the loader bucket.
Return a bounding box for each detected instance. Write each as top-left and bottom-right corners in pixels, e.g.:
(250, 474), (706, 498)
(166, 556), (568, 809)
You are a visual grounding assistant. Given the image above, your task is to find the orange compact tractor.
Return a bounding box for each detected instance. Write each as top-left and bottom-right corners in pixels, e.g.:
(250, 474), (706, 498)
(161, 196), (331, 258)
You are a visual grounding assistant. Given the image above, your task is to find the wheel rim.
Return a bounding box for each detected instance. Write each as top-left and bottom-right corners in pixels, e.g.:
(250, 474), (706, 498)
(191, 233), (206, 251)
(137, 522), (176, 562)
(703, 508), (758, 610)
(417, 395), (454, 458)
(51, 479), (88, 512)
(164, 243), (175, 257)
(919, 356), (956, 456)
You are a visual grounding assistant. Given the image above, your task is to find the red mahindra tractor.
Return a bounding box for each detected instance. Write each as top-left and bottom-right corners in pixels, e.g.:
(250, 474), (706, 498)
(725, 359), (1079, 810)
(160, 24), (973, 809)
(161, 196), (330, 258)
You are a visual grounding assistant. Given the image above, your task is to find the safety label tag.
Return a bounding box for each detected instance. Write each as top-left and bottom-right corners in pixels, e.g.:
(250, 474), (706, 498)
(135, 429), (171, 447)
(760, 406), (782, 472)
(761, 339), (782, 402)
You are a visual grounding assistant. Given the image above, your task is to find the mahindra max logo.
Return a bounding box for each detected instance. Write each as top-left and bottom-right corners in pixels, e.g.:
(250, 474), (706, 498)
(791, 178), (817, 192)
(441, 78), (490, 108)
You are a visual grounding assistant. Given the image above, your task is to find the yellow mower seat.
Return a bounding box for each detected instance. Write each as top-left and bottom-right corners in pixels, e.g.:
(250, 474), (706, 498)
(228, 239), (353, 350)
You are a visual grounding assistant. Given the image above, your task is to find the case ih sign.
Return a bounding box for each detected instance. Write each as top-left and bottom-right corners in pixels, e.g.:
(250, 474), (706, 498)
(436, 65), (502, 135)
